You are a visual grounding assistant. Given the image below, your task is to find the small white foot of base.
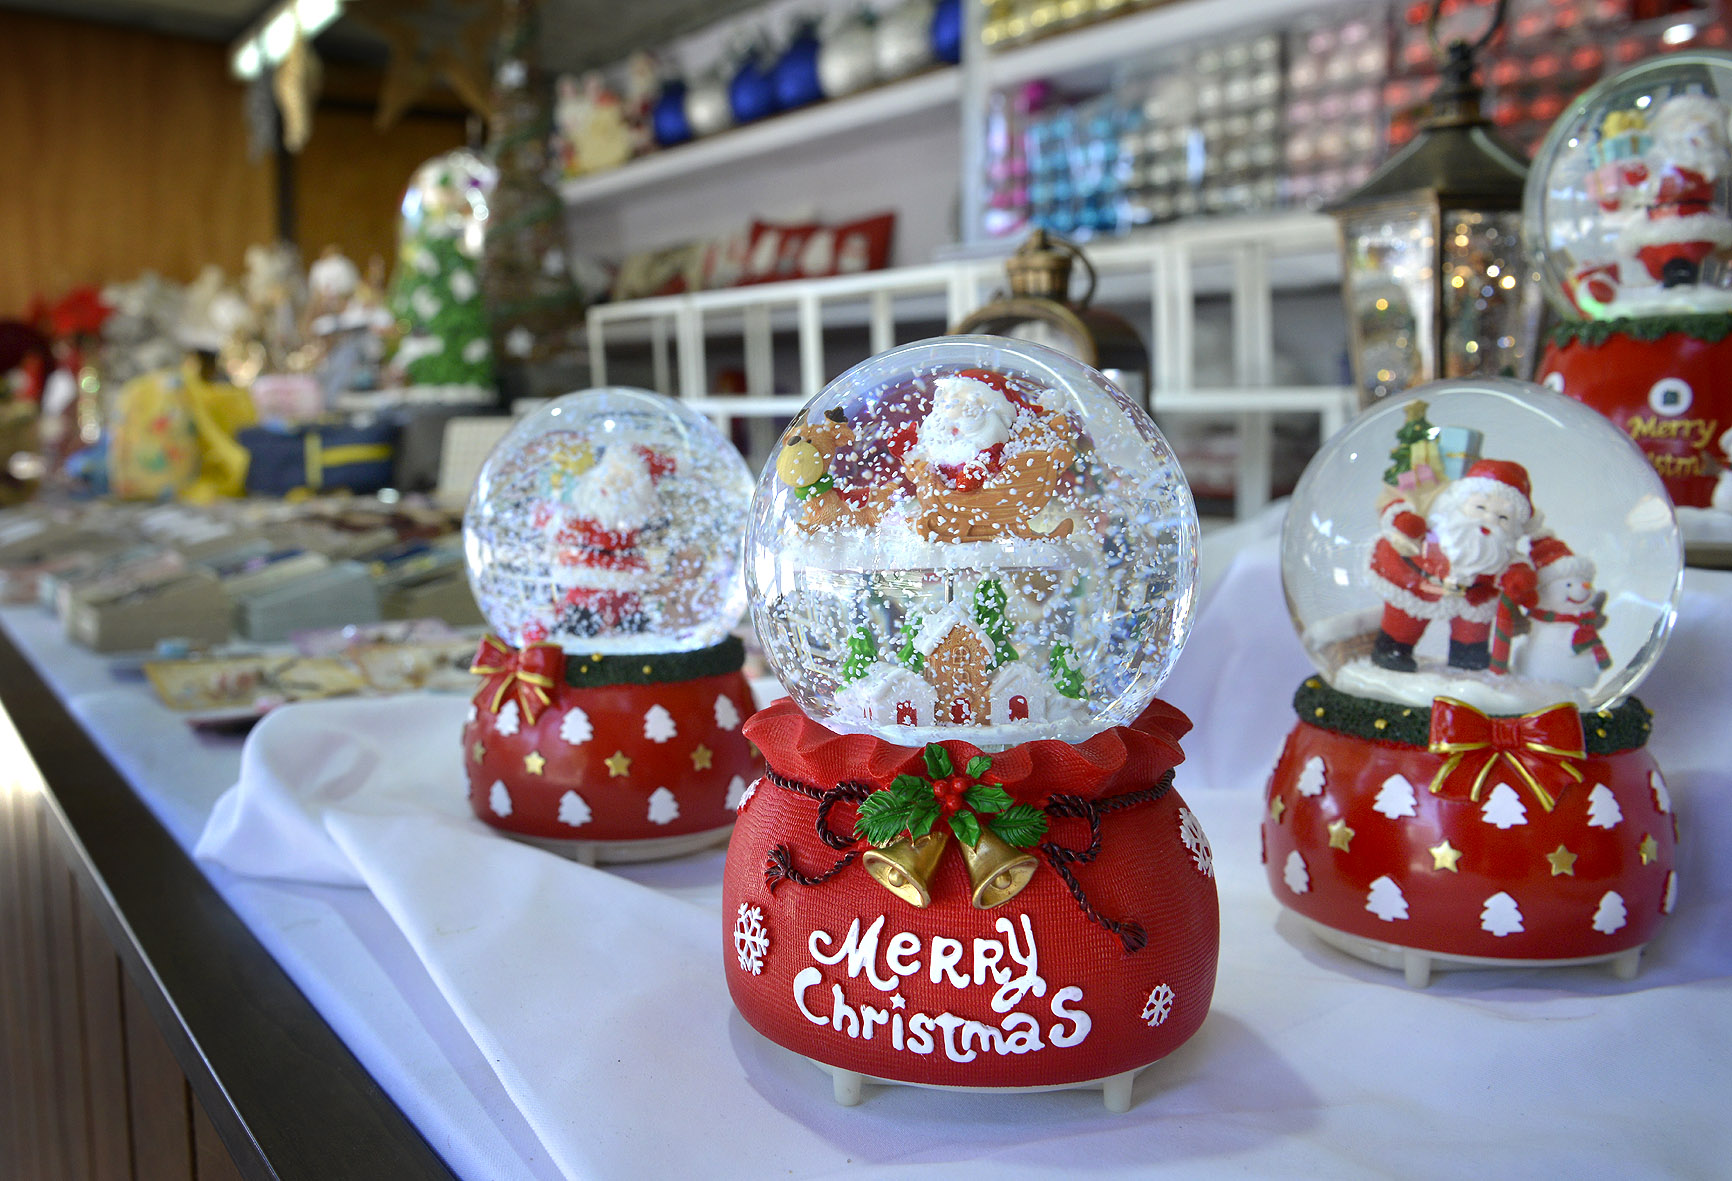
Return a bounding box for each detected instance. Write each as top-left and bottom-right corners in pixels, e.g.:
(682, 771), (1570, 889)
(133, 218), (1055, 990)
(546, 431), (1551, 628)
(832, 1069), (864, 1106)
(1612, 947), (1642, 980)
(573, 844), (598, 868)
(1404, 950), (1433, 989)
(1101, 1069), (1137, 1113)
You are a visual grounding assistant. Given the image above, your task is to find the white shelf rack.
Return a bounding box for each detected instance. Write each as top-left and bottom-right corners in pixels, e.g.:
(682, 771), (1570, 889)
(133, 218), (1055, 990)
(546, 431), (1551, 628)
(587, 209), (1357, 517)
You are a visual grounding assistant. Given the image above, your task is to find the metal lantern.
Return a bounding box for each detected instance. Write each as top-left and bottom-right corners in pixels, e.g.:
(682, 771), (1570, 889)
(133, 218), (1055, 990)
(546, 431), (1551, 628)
(952, 229), (1150, 405)
(1328, 1), (1542, 408)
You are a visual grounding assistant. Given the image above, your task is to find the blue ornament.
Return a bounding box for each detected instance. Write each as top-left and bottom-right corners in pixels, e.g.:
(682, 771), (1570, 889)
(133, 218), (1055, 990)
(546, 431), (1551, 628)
(931, 0), (961, 65)
(730, 50), (779, 124)
(652, 80), (692, 147)
(772, 26), (824, 111)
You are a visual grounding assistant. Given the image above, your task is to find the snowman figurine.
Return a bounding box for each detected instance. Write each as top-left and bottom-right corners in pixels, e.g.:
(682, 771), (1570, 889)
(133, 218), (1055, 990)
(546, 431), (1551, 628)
(1512, 547), (1612, 689)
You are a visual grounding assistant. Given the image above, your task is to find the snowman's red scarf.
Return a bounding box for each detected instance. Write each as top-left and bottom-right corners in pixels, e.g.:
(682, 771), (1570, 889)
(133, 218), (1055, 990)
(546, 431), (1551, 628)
(758, 765), (1175, 954)
(1527, 604), (1613, 669)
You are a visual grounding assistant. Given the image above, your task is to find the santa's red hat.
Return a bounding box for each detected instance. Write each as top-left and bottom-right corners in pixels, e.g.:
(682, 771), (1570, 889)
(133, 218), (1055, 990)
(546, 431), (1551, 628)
(1455, 458), (1533, 520)
(952, 367), (1045, 414)
(1530, 535), (1594, 582)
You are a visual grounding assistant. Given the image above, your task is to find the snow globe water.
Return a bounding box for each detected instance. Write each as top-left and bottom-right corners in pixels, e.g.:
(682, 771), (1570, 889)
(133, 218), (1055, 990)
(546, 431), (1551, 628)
(460, 388), (762, 862)
(1264, 377), (1684, 986)
(1525, 50), (1732, 537)
(722, 337), (1220, 1110)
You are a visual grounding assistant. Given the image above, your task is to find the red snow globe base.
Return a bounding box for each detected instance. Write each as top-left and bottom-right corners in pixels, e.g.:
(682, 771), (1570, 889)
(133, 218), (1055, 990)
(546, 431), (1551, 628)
(1536, 317), (1732, 509)
(462, 635), (761, 864)
(722, 698), (1220, 1110)
(1262, 679), (1678, 987)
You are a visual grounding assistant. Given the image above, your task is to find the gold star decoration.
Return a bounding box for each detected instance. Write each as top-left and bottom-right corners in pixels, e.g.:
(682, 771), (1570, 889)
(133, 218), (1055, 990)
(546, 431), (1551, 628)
(1327, 819), (1354, 851)
(471, 741), (485, 763)
(690, 744), (713, 770)
(524, 750), (546, 775)
(1638, 834), (1659, 865)
(604, 750), (632, 778)
(1545, 844), (1578, 876)
(353, 0), (502, 130)
(1269, 796), (1286, 822)
(1430, 839), (1462, 872)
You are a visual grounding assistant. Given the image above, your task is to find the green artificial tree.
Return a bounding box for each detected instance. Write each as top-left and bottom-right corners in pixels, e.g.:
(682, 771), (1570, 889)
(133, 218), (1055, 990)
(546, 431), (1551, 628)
(1383, 399), (1437, 487)
(1050, 641), (1084, 699)
(841, 625), (878, 683)
(897, 618), (924, 673)
(972, 579), (1016, 669)
(389, 226), (494, 388)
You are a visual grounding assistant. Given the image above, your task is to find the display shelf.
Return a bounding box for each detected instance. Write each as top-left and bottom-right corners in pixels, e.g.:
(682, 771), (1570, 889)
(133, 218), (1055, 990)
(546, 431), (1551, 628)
(556, 66), (960, 208)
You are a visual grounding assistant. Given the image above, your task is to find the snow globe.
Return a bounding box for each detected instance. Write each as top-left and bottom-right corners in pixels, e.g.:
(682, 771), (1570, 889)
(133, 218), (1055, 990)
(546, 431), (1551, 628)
(1263, 378), (1683, 986)
(460, 388), (762, 862)
(721, 337), (1218, 1110)
(1526, 51), (1732, 540)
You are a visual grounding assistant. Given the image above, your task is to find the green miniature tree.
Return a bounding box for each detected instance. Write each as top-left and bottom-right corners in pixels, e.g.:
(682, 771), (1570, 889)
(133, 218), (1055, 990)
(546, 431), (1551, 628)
(1050, 642), (1084, 699)
(973, 579), (1016, 669)
(842, 625), (878, 683)
(1383, 399), (1436, 487)
(897, 617), (925, 673)
(389, 227), (494, 388)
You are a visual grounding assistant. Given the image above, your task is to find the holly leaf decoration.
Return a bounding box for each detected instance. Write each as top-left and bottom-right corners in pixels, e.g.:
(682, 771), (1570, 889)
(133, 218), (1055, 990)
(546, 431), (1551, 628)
(965, 784), (1013, 814)
(855, 775), (939, 846)
(907, 798), (941, 839)
(989, 804), (1049, 849)
(923, 743), (953, 779)
(965, 754), (992, 778)
(888, 774), (927, 795)
(948, 809), (982, 848)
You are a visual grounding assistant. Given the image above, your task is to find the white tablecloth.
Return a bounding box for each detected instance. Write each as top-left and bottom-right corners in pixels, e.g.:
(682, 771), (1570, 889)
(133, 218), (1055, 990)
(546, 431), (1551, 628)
(13, 523), (1732, 1178)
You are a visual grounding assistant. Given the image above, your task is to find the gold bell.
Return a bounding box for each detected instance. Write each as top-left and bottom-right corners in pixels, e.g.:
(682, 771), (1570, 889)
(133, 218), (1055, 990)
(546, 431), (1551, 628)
(862, 830), (949, 908)
(958, 829), (1039, 909)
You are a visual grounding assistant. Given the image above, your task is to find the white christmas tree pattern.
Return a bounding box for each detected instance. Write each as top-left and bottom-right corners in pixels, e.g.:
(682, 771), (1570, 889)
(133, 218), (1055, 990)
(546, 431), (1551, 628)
(644, 705), (677, 743)
(1479, 891), (1524, 937)
(1295, 756), (1326, 797)
(1365, 875), (1409, 921)
(489, 781), (512, 817)
(1664, 871), (1678, 914)
(1140, 982), (1176, 1027)
(1481, 783), (1528, 830)
(464, 704), (477, 725)
(734, 903), (770, 975)
(1373, 774), (1418, 820)
(647, 786), (680, 825)
(714, 694), (741, 732)
(1178, 807), (1213, 877)
(1283, 850), (1310, 895)
(557, 790), (592, 827)
(1586, 783), (1623, 829)
(1593, 891), (1628, 934)
(494, 700), (521, 738)
(725, 775), (750, 811)
(559, 706), (593, 746)
(1650, 771), (1672, 815)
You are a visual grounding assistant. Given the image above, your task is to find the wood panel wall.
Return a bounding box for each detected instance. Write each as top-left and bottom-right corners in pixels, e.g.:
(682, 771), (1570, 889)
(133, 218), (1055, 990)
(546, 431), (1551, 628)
(0, 12), (468, 317)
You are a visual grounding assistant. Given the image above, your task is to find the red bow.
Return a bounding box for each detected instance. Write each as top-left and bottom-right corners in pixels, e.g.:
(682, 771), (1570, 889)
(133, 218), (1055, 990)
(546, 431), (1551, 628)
(469, 636), (564, 724)
(1427, 697), (1585, 812)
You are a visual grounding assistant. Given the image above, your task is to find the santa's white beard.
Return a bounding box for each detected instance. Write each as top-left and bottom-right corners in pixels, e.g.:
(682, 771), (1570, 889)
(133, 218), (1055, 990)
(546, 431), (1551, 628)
(920, 403), (1012, 466)
(1433, 510), (1518, 581)
(570, 460), (657, 533)
(1653, 138), (1731, 187)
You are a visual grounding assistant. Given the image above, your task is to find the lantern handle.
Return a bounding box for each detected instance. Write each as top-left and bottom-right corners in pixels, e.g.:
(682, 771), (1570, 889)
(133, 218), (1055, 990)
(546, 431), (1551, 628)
(1046, 231), (1098, 308)
(1425, 0), (1506, 62)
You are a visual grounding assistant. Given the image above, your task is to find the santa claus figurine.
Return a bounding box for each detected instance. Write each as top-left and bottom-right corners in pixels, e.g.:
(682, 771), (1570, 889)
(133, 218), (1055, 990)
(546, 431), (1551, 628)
(1368, 459), (1541, 673)
(1620, 92), (1732, 289)
(538, 443), (674, 638)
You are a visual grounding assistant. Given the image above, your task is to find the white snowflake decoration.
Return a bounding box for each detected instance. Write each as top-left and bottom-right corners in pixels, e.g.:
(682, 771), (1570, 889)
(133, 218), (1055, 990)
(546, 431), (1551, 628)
(647, 786), (680, 825)
(1586, 783), (1623, 829)
(1592, 891), (1628, 935)
(410, 287), (442, 321)
(488, 781), (512, 818)
(1364, 875), (1409, 922)
(1663, 871), (1678, 914)
(494, 700), (521, 738)
(1295, 756), (1327, 798)
(1480, 891), (1524, 937)
(1373, 774), (1418, 820)
(1481, 783), (1528, 830)
(1140, 982), (1176, 1027)
(464, 703), (477, 725)
(714, 694), (741, 732)
(1283, 850), (1310, 895)
(1650, 771), (1672, 815)
(1178, 807), (1213, 877)
(725, 775), (751, 811)
(644, 705), (677, 743)
(462, 338), (490, 365)
(734, 903), (770, 975)
(557, 790), (592, 828)
(559, 706), (594, 746)
(449, 267), (477, 301)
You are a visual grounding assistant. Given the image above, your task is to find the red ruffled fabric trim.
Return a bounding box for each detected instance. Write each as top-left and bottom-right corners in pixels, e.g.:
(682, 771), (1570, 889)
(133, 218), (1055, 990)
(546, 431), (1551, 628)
(742, 697), (1191, 804)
